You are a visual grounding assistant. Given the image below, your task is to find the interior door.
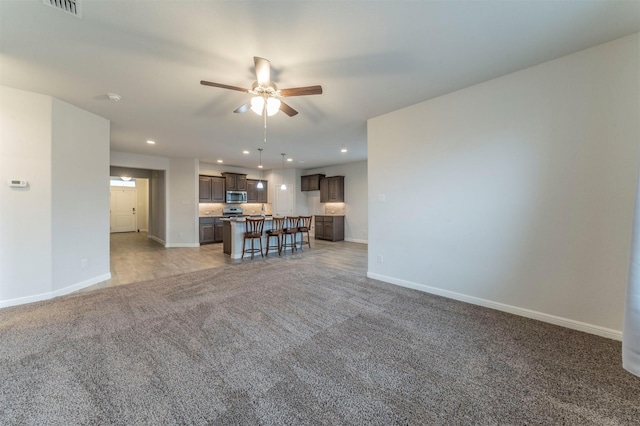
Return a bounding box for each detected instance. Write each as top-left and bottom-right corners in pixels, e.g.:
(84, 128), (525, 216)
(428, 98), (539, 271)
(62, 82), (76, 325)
(110, 188), (137, 233)
(275, 185), (293, 216)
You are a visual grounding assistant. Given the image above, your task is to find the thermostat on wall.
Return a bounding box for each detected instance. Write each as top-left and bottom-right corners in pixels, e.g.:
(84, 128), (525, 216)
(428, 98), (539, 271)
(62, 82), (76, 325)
(8, 179), (28, 188)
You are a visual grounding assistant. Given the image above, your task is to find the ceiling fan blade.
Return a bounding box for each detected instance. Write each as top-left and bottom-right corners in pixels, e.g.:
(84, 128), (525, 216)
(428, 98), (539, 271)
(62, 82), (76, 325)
(234, 102), (252, 114)
(254, 57), (271, 88)
(279, 100), (298, 117)
(200, 80), (249, 93)
(279, 85), (323, 97)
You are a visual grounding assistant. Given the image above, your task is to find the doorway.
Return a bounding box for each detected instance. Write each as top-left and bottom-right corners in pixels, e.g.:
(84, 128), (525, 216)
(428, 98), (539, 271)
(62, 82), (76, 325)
(109, 166), (165, 243)
(110, 186), (137, 233)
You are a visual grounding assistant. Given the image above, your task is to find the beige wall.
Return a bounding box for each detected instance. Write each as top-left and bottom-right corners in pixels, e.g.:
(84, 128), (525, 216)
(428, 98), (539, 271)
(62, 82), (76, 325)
(1, 86), (111, 307)
(368, 34), (640, 338)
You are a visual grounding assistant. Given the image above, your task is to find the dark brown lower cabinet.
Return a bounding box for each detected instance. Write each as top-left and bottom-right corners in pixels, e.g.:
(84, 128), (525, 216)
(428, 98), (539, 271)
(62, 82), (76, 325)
(200, 217), (223, 244)
(214, 219), (223, 243)
(314, 215), (344, 241)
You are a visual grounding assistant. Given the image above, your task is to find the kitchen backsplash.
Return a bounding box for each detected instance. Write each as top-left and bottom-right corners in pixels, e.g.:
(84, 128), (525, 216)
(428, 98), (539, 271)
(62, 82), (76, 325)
(243, 203), (273, 216)
(199, 203), (273, 216)
(324, 202), (345, 215)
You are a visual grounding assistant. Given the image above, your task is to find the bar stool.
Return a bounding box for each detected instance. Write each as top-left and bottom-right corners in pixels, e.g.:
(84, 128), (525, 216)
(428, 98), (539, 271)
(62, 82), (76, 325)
(297, 216), (312, 250)
(242, 218), (265, 259)
(265, 217), (285, 256)
(281, 216), (299, 253)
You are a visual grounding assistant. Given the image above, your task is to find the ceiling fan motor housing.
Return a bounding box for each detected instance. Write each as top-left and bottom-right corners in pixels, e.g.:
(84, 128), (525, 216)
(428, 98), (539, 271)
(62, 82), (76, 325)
(251, 81), (279, 97)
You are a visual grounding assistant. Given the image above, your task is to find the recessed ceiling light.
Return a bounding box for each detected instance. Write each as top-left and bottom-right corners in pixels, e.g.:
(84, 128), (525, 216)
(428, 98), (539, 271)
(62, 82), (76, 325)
(287, 158), (293, 162)
(242, 150), (250, 154)
(107, 92), (121, 102)
(147, 140), (155, 145)
(258, 165), (263, 169)
(217, 159), (223, 163)
(341, 148), (348, 153)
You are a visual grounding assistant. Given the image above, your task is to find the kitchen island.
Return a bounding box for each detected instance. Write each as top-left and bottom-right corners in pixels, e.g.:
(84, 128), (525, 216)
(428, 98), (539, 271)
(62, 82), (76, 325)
(222, 217), (301, 259)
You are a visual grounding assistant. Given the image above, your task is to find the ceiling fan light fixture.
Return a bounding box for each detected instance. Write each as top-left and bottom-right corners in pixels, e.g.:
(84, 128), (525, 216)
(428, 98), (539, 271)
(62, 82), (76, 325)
(250, 96), (281, 116)
(267, 98), (281, 116)
(250, 96), (263, 115)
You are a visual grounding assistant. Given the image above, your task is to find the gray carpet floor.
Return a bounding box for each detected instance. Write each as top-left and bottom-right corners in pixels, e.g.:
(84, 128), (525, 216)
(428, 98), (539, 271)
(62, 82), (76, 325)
(1, 252), (639, 425)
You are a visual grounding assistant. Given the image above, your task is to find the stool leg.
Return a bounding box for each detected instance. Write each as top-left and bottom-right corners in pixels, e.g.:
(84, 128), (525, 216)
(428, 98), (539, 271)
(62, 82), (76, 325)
(241, 237), (246, 259)
(259, 236), (264, 257)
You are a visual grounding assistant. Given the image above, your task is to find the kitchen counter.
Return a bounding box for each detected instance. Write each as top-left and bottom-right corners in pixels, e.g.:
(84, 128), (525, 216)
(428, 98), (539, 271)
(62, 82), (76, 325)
(220, 216), (273, 222)
(223, 217), (299, 259)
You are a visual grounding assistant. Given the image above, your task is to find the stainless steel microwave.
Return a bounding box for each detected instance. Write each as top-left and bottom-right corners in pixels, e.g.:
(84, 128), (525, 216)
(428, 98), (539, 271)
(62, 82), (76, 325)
(226, 190), (247, 204)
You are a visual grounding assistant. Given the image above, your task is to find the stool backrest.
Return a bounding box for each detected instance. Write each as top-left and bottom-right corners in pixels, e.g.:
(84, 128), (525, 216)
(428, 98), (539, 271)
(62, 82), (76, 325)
(246, 218), (264, 234)
(299, 216), (312, 230)
(285, 216), (300, 229)
(270, 217), (285, 232)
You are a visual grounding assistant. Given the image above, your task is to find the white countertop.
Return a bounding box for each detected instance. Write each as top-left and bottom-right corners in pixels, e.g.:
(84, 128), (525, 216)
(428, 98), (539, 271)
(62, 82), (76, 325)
(221, 216), (275, 222)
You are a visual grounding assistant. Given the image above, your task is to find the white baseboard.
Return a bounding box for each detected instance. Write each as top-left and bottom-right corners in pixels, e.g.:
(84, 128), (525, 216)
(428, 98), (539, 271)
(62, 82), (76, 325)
(148, 235), (166, 246)
(367, 272), (622, 341)
(139, 228), (149, 232)
(345, 238), (368, 244)
(0, 273), (112, 309)
(165, 242), (200, 248)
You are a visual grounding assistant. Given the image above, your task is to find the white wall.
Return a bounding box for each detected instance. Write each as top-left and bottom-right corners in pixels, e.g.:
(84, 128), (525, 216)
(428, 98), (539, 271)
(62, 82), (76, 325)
(367, 34), (640, 339)
(304, 160), (368, 243)
(0, 86), (110, 307)
(51, 99), (110, 291)
(0, 86), (53, 302)
(111, 150), (170, 171)
(167, 157), (199, 247)
(199, 162), (265, 181)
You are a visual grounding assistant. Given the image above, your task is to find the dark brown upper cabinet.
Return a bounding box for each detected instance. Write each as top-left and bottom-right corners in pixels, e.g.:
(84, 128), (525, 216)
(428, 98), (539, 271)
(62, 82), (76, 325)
(320, 176), (344, 203)
(247, 179), (268, 203)
(301, 174), (325, 191)
(222, 172), (247, 191)
(199, 175), (225, 203)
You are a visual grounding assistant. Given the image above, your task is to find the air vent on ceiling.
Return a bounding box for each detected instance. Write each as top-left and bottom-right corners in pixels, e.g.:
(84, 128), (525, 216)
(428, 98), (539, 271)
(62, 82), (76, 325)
(42, 0), (82, 18)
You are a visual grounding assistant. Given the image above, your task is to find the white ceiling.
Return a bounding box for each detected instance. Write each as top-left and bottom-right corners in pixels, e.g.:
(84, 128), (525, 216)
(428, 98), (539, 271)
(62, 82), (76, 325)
(1, 1), (639, 170)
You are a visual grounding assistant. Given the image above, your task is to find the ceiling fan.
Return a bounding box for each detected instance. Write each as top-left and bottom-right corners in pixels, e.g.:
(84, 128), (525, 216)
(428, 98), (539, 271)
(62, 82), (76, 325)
(200, 57), (322, 118)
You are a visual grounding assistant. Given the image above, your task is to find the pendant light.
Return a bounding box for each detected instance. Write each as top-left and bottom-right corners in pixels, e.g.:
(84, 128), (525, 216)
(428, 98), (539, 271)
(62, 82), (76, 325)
(280, 153), (287, 190)
(257, 148), (264, 189)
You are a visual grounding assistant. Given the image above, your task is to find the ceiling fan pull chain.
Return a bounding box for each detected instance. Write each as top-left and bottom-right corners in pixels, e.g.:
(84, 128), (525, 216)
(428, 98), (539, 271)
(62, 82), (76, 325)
(263, 107), (267, 143)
